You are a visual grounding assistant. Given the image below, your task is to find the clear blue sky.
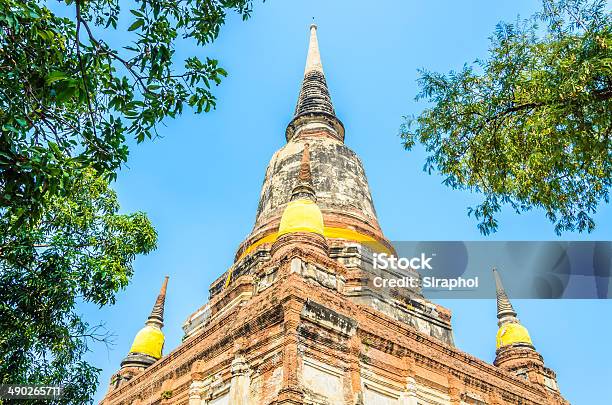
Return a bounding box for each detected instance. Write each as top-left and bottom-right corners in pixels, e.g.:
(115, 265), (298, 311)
(79, 1), (612, 403)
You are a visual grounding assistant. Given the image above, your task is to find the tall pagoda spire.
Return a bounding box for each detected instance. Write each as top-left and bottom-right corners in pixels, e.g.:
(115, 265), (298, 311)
(286, 24), (344, 142)
(237, 24), (392, 264)
(491, 268), (532, 350)
(146, 275), (168, 328)
(493, 268), (517, 326)
(120, 276), (169, 370)
(304, 23), (324, 75)
(294, 24), (334, 117)
(492, 269), (561, 394)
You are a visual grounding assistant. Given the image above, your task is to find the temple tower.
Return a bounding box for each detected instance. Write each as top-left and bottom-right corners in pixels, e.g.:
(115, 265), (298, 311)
(101, 25), (568, 405)
(221, 24), (448, 344)
(237, 24), (392, 263)
(109, 276), (169, 390)
(492, 269), (562, 394)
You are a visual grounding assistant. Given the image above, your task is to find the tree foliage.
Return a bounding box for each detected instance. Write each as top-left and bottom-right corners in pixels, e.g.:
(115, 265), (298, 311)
(401, 0), (611, 235)
(1, 0), (253, 402)
(0, 169), (157, 403)
(0, 0), (253, 225)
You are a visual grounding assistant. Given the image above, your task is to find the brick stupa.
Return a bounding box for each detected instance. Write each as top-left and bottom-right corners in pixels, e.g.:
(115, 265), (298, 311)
(101, 25), (569, 405)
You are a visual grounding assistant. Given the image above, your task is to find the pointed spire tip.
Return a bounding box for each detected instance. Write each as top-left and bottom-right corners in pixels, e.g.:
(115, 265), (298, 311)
(147, 276), (169, 327)
(285, 19), (344, 143)
(493, 268), (517, 323)
(304, 22), (323, 75)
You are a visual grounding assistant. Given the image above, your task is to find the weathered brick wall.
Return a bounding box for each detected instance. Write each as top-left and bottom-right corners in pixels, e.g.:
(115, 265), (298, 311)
(101, 247), (568, 405)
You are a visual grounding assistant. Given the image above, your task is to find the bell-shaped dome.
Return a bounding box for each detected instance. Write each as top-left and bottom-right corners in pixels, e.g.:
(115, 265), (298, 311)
(278, 198), (325, 237)
(129, 325), (165, 359)
(496, 322), (533, 349)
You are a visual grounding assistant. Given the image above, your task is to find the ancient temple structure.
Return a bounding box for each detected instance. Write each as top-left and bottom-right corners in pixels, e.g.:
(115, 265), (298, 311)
(100, 25), (569, 405)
